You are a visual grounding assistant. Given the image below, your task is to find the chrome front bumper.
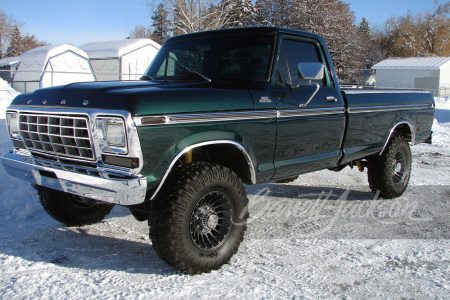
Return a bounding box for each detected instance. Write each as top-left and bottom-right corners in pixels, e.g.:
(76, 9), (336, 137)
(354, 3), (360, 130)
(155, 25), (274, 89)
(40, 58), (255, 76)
(1, 152), (147, 205)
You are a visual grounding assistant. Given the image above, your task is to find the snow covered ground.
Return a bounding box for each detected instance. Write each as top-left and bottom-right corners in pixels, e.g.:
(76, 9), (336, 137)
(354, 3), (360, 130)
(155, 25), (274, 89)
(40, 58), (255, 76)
(0, 84), (449, 298)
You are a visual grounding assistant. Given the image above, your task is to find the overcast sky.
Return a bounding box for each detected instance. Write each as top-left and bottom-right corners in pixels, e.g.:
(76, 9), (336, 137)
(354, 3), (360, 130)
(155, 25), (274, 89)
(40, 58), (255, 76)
(0, 0), (443, 46)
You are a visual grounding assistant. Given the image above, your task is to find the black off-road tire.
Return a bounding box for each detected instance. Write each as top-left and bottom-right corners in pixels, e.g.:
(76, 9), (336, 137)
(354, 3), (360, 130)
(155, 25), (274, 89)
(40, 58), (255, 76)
(367, 134), (412, 199)
(149, 162), (249, 274)
(37, 187), (114, 226)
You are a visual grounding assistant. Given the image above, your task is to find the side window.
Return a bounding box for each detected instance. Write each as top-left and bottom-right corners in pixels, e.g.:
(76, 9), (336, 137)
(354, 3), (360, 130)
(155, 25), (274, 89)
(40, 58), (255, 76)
(282, 39), (325, 86)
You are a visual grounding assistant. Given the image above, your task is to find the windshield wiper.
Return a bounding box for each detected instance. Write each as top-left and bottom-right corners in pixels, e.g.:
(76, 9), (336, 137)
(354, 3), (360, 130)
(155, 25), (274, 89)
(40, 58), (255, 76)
(140, 75), (154, 80)
(176, 71), (212, 83)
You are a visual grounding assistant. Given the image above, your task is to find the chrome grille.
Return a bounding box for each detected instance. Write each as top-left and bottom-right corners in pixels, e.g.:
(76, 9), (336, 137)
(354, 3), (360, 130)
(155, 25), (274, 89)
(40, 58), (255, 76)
(19, 113), (95, 160)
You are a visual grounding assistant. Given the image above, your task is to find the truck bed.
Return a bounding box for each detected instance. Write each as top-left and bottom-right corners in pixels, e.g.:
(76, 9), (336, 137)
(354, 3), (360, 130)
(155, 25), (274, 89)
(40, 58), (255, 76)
(340, 88), (435, 164)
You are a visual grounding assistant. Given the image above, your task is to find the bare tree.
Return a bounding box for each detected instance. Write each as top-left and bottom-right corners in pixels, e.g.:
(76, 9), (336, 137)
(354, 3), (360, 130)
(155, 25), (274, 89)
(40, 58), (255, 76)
(19, 33), (48, 54)
(384, 1), (450, 57)
(0, 9), (20, 58)
(129, 25), (153, 39)
(288, 0), (366, 83)
(0, 9), (47, 58)
(164, 0), (228, 34)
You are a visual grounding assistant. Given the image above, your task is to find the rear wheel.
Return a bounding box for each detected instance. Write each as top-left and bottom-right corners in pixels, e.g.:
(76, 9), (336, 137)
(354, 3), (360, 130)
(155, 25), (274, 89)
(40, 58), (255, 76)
(367, 134), (411, 199)
(37, 187), (114, 226)
(149, 162), (248, 274)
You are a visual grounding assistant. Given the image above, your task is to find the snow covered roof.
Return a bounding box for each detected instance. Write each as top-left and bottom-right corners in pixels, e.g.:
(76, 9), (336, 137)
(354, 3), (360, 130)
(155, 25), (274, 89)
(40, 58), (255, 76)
(372, 57), (450, 70)
(0, 56), (20, 67)
(14, 44), (93, 84)
(79, 39), (161, 59)
(18, 44), (90, 72)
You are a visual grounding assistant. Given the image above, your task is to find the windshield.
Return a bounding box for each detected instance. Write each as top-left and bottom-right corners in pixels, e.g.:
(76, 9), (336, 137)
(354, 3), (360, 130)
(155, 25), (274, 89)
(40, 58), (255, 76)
(145, 34), (275, 82)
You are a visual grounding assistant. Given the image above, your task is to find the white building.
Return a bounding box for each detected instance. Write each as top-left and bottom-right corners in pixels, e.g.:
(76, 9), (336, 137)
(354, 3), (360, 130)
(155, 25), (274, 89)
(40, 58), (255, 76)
(79, 39), (161, 81)
(12, 44), (95, 94)
(372, 57), (450, 97)
(0, 56), (20, 83)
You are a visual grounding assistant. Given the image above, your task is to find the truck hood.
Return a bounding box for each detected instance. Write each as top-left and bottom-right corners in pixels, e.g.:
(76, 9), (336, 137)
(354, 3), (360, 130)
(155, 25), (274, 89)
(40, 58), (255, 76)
(9, 81), (256, 116)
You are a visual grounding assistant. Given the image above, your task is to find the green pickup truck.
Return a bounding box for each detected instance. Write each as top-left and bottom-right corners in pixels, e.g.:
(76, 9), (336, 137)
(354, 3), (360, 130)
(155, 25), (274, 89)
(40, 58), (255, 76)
(2, 27), (434, 274)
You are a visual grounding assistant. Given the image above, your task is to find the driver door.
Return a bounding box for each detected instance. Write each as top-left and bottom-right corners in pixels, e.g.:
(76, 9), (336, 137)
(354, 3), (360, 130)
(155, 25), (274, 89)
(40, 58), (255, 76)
(272, 37), (346, 179)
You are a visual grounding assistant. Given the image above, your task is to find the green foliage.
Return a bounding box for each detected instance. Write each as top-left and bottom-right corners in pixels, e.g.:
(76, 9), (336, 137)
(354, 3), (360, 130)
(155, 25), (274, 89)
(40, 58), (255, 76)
(6, 25), (21, 57)
(358, 17), (371, 40)
(151, 3), (172, 44)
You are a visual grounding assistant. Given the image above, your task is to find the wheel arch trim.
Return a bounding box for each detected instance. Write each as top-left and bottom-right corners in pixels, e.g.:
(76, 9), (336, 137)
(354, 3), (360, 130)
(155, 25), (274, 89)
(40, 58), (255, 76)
(380, 121), (416, 155)
(149, 140), (256, 200)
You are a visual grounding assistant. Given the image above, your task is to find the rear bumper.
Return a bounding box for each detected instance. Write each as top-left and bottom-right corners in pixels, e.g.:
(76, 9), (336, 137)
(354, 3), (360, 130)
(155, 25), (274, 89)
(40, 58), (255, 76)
(1, 152), (147, 205)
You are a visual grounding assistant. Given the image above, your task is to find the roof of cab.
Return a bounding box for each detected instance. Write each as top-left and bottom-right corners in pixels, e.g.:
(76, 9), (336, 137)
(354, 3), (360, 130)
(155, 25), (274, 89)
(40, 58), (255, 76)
(163, 27), (325, 45)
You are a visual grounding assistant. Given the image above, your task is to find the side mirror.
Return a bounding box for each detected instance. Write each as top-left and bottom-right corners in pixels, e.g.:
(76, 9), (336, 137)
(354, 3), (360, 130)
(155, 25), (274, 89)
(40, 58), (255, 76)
(292, 62), (324, 107)
(297, 62), (324, 81)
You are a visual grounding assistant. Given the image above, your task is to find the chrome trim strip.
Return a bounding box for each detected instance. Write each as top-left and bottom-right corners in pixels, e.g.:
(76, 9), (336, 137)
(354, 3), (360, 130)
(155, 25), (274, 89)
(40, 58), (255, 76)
(348, 104), (432, 114)
(381, 121), (416, 154)
(149, 140), (256, 200)
(343, 89), (431, 95)
(21, 152), (135, 177)
(278, 107), (346, 118)
(135, 107), (346, 127)
(1, 152), (147, 205)
(134, 110), (277, 126)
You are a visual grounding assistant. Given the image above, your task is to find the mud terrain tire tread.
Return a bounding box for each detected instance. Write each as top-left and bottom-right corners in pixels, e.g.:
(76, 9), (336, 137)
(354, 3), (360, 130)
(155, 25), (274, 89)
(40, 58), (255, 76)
(38, 187), (114, 226)
(368, 134), (412, 199)
(149, 162), (248, 274)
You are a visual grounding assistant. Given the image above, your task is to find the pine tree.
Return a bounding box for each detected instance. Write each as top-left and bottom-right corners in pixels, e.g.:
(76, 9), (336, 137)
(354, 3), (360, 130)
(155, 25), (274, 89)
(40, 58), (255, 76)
(6, 25), (21, 57)
(221, 0), (259, 28)
(151, 3), (172, 44)
(255, 0), (291, 27)
(358, 17), (371, 40)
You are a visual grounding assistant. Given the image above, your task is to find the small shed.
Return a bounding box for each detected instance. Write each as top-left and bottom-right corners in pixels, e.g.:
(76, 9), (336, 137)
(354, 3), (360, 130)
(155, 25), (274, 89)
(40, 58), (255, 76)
(12, 44), (95, 94)
(372, 57), (450, 97)
(79, 39), (161, 81)
(0, 56), (20, 83)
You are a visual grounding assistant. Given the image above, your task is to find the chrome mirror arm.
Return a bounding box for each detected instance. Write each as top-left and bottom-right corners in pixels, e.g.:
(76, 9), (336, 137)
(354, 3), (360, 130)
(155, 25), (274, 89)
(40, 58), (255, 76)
(291, 81), (321, 107)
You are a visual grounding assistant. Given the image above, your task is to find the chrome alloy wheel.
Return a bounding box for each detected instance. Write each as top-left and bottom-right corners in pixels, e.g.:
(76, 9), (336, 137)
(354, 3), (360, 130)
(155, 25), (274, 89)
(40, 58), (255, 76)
(392, 150), (406, 184)
(190, 192), (233, 251)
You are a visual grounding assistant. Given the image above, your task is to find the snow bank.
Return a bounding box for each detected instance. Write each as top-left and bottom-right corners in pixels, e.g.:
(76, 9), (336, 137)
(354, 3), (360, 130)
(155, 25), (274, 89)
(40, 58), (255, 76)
(435, 96), (450, 111)
(430, 97), (450, 150)
(0, 78), (20, 118)
(0, 80), (41, 221)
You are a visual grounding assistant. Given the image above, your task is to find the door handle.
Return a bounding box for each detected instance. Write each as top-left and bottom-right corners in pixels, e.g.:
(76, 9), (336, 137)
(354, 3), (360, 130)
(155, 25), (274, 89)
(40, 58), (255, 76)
(326, 96), (337, 103)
